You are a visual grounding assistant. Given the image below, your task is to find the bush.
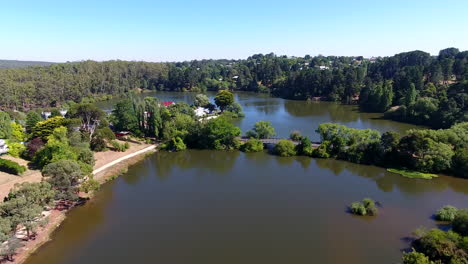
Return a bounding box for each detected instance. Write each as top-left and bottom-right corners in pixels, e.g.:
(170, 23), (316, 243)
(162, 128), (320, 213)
(81, 178), (100, 193)
(165, 137), (187, 152)
(10, 123), (25, 142)
(435, 205), (458, 222)
(0, 158), (26, 175)
(296, 136), (313, 156)
(452, 209), (468, 236)
(6, 141), (26, 158)
(402, 250), (433, 264)
(350, 202), (367, 216)
(289, 131), (302, 141)
(274, 139), (296, 157)
(246, 121), (276, 139)
(412, 228), (467, 263)
(26, 137), (45, 159)
(311, 141), (331, 158)
(349, 198), (378, 216)
(241, 138), (264, 152)
(110, 141), (129, 152)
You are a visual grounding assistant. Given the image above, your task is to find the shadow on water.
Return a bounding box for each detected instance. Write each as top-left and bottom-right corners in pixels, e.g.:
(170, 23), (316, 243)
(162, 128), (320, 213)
(152, 150), (241, 180)
(314, 158), (468, 195)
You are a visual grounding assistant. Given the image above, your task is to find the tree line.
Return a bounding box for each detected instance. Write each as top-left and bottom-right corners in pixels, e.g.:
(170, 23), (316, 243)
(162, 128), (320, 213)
(0, 48), (466, 128)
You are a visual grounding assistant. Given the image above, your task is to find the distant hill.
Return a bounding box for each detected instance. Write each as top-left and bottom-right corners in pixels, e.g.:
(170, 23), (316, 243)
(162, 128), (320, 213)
(0, 59), (54, 69)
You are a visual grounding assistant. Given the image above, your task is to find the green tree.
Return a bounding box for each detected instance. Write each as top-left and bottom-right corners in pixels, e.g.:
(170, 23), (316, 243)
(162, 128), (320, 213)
(246, 121), (276, 139)
(274, 139), (296, 157)
(452, 209), (468, 236)
(0, 237), (24, 261)
(31, 116), (66, 140)
(214, 90), (234, 111)
(42, 160), (84, 201)
(405, 83), (417, 106)
(402, 250), (434, 264)
(33, 127), (78, 168)
(25, 111), (42, 134)
(0, 111), (12, 139)
(240, 138), (264, 152)
(68, 103), (105, 140)
(0, 218), (11, 243)
(452, 147), (468, 178)
(4, 182), (56, 208)
(194, 94), (210, 107)
(435, 205), (458, 222)
(199, 117), (241, 150)
(111, 99), (139, 133)
(296, 136), (313, 156)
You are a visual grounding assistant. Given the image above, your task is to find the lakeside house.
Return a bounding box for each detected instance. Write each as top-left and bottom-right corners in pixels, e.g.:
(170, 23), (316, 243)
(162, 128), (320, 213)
(162, 101), (174, 107)
(0, 140), (8, 155)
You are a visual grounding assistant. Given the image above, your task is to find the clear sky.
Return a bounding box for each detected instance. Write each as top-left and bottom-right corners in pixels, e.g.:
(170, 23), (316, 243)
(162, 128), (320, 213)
(1, 0), (467, 62)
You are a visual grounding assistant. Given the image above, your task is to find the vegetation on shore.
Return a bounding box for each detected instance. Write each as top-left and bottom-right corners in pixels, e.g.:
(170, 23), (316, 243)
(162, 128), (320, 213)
(0, 98), (143, 261)
(0, 48), (466, 129)
(402, 207), (468, 264)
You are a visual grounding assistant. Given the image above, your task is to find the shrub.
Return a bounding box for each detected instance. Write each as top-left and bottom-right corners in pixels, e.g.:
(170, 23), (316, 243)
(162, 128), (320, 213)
(452, 147), (468, 178)
(0, 158), (26, 175)
(81, 178), (100, 193)
(362, 198), (378, 216)
(110, 141), (129, 152)
(349, 198), (378, 216)
(274, 139), (296, 157)
(91, 136), (107, 151)
(296, 136), (313, 156)
(246, 121), (276, 139)
(435, 205), (458, 222)
(31, 116), (66, 140)
(402, 250), (433, 264)
(6, 141), (26, 158)
(165, 137), (187, 152)
(289, 131), (302, 141)
(350, 202), (367, 216)
(241, 138), (264, 152)
(412, 228), (467, 263)
(26, 137), (45, 159)
(311, 141), (331, 158)
(452, 209), (468, 236)
(10, 123), (25, 142)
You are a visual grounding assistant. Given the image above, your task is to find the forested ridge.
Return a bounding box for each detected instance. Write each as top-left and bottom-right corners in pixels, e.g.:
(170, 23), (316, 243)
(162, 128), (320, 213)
(0, 47), (466, 128)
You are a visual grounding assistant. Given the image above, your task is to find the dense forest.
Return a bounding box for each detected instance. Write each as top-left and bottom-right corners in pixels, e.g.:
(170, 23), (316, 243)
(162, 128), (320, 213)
(0, 60), (54, 69)
(0, 48), (466, 128)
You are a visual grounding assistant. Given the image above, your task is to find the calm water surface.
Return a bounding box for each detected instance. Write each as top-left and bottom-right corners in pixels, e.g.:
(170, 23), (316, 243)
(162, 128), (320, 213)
(24, 93), (466, 264)
(96, 92), (422, 140)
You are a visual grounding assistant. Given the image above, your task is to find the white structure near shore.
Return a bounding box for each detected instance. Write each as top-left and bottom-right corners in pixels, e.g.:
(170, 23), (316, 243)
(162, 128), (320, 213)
(0, 140), (8, 155)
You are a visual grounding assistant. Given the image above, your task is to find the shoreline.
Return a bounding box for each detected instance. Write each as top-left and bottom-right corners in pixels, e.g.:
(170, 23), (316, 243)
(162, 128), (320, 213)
(6, 144), (157, 264)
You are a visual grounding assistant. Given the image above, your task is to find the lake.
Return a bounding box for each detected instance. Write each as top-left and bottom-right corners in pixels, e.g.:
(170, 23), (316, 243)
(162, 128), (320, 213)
(24, 93), (467, 264)
(95, 91), (422, 141)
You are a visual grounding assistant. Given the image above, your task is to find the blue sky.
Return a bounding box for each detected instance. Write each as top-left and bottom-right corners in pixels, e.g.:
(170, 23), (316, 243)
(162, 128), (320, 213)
(1, 0), (467, 62)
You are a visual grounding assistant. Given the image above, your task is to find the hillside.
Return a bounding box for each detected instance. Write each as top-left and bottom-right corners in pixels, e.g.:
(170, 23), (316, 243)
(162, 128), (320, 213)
(0, 59), (54, 69)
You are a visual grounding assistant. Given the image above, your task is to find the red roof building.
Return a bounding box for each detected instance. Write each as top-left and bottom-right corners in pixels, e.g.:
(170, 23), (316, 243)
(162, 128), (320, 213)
(162, 101), (174, 107)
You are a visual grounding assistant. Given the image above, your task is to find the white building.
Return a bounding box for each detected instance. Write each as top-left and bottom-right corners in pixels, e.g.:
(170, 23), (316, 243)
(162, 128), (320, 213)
(194, 107), (210, 117)
(0, 140), (8, 155)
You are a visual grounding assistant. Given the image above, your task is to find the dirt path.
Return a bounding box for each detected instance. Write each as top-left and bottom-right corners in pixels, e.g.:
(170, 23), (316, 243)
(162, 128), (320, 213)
(0, 142), (156, 201)
(0, 142), (157, 264)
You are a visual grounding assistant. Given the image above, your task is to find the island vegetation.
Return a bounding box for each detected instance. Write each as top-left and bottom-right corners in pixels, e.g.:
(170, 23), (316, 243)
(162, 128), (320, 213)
(349, 198), (378, 216)
(0, 48), (466, 129)
(402, 207), (468, 264)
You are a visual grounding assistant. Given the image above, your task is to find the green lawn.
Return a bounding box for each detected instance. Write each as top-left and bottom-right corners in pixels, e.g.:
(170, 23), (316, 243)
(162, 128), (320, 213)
(387, 168), (439, 180)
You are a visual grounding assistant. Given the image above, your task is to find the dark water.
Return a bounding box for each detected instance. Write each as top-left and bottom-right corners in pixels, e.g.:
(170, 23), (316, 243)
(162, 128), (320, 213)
(25, 151), (468, 264)
(96, 92), (422, 140)
(25, 93), (466, 264)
